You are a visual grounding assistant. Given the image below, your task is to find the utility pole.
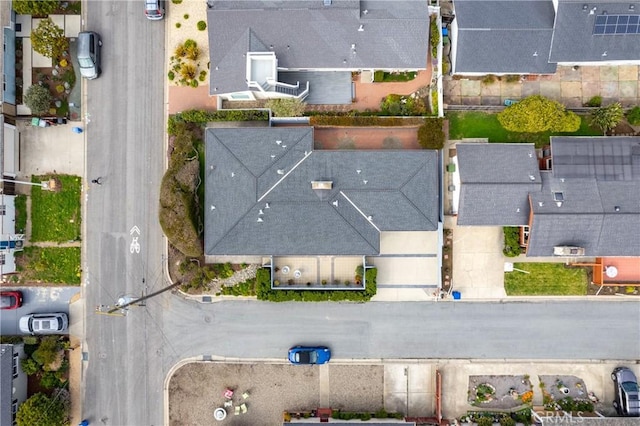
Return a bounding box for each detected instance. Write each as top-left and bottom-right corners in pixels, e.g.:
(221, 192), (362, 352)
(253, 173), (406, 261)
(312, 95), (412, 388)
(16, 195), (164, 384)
(0, 178), (59, 191)
(99, 278), (183, 316)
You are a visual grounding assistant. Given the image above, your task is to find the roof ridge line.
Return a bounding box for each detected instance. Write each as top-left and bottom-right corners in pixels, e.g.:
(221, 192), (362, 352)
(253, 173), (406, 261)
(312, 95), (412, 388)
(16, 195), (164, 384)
(326, 192), (379, 253)
(400, 163), (438, 230)
(258, 151), (313, 202)
(339, 191), (381, 233)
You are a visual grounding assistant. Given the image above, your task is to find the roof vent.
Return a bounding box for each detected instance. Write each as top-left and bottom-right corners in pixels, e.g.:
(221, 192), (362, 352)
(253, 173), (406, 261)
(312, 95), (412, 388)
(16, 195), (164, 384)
(529, 175), (536, 181)
(363, 180), (368, 184)
(276, 140), (282, 145)
(257, 217), (263, 223)
(358, 25), (364, 32)
(231, 172), (235, 177)
(277, 169), (285, 175)
(332, 200), (339, 207)
(556, 201), (563, 207)
(590, 7), (597, 14)
(582, 4), (588, 11)
(367, 215), (373, 221)
(210, 205), (216, 210)
(356, 169), (362, 174)
(259, 209), (264, 215)
(602, 51), (607, 57)
(324, 0), (331, 5)
(631, 4), (636, 11)
(363, 9), (368, 14)
(538, 201), (544, 207)
(312, 180), (333, 190)
(265, 202), (270, 209)
(533, 51), (538, 57)
(615, 206), (621, 212)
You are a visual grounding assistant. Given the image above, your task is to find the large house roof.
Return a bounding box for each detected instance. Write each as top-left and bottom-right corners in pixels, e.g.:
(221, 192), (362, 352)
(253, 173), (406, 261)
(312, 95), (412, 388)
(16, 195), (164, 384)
(452, 0), (557, 74)
(1, 345), (14, 426)
(456, 143), (541, 225)
(207, 0), (430, 94)
(527, 137), (640, 256)
(204, 127), (439, 256)
(550, 0), (640, 63)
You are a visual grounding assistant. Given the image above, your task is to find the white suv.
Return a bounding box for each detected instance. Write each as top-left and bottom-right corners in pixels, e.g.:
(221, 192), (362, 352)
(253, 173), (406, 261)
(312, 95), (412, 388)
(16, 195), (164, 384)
(19, 313), (69, 335)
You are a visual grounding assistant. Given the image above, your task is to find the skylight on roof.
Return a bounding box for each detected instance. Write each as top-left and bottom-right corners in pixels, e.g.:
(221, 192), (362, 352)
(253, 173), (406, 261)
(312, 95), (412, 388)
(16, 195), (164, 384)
(593, 14), (640, 34)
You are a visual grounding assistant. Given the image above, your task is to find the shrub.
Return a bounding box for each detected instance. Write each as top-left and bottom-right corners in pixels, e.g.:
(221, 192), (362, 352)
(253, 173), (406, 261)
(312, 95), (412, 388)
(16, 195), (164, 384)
(183, 13), (189, 19)
(40, 371), (62, 389)
(309, 115), (425, 126)
(12, 0), (58, 15)
(168, 70), (175, 81)
(175, 22), (181, 28)
(198, 70), (207, 82)
(21, 357), (40, 375)
(31, 336), (60, 368)
(503, 226), (521, 257)
(627, 106), (640, 125)
(185, 44), (200, 61)
(30, 18), (68, 60)
(171, 0), (182, 3)
(497, 95), (580, 133)
(380, 94), (425, 116)
(167, 109), (269, 134)
(24, 85), (52, 115)
(590, 102), (623, 134)
(418, 118), (445, 150)
(184, 39), (197, 49)
(179, 63), (197, 80)
(505, 75), (521, 83)
(265, 98), (306, 117)
(16, 393), (67, 426)
(500, 417), (516, 426)
(197, 20), (207, 31)
(373, 70), (384, 82)
(586, 95), (602, 107)
(476, 417), (494, 426)
(482, 74), (497, 85)
(429, 15), (440, 48)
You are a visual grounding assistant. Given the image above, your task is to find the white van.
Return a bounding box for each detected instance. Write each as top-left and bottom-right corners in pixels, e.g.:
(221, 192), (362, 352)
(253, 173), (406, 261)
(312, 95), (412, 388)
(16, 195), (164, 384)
(77, 31), (102, 80)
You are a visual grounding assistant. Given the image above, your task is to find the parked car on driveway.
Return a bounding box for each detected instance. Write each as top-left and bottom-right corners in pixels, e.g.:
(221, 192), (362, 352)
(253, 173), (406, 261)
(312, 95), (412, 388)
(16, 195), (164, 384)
(288, 346), (331, 365)
(77, 31), (102, 80)
(144, 0), (165, 20)
(0, 290), (23, 309)
(19, 313), (69, 335)
(612, 367), (640, 416)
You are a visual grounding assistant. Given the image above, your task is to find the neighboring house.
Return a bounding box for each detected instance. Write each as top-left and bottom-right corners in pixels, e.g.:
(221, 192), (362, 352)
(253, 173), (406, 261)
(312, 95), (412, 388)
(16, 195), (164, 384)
(205, 127), (440, 287)
(0, 193), (24, 276)
(450, 0), (640, 75)
(206, 0), (430, 104)
(455, 137), (640, 257)
(0, 344), (28, 426)
(1, 2), (17, 116)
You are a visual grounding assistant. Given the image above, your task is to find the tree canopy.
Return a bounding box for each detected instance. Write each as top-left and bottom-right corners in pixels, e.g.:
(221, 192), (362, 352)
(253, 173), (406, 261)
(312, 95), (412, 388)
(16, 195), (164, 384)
(31, 18), (68, 59)
(590, 102), (624, 134)
(497, 95), (580, 133)
(16, 393), (67, 426)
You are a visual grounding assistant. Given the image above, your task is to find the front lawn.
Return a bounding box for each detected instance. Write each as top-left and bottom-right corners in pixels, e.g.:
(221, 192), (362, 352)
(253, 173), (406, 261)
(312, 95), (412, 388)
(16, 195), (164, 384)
(504, 263), (588, 295)
(30, 175), (81, 242)
(15, 247), (81, 285)
(447, 112), (600, 147)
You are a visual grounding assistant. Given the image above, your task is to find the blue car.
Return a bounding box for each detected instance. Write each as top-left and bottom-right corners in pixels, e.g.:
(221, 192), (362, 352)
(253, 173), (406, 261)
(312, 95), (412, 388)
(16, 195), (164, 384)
(288, 346), (331, 365)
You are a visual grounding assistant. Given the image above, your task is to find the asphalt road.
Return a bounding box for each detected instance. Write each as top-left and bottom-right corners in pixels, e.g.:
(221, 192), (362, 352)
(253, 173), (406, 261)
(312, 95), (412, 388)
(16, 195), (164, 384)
(0, 287), (79, 335)
(82, 1), (166, 425)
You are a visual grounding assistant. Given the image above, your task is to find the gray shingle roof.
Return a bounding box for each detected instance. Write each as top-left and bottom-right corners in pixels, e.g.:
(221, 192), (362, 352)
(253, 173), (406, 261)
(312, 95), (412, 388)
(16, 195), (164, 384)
(207, 0), (430, 94)
(205, 127), (439, 256)
(456, 143), (541, 225)
(1, 344), (14, 426)
(550, 1), (640, 63)
(452, 0), (557, 74)
(526, 137), (640, 256)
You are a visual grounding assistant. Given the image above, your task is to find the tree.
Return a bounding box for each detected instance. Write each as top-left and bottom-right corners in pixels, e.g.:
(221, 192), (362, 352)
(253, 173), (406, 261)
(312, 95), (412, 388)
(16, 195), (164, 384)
(418, 118), (445, 150)
(265, 98), (306, 117)
(24, 84), (53, 115)
(16, 393), (66, 426)
(20, 357), (40, 375)
(590, 102), (624, 134)
(497, 95), (580, 133)
(12, 0), (58, 15)
(31, 18), (68, 59)
(32, 336), (61, 369)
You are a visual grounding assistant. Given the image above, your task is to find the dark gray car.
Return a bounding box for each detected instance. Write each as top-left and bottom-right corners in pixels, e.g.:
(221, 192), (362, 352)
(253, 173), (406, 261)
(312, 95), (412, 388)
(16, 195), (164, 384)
(612, 367), (640, 416)
(77, 31), (102, 79)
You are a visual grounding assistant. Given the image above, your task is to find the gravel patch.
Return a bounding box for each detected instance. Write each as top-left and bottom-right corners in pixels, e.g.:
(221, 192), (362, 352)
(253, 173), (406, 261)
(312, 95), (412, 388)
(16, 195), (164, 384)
(467, 375), (533, 411)
(169, 362), (386, 425)
(538, 375), (590, 403)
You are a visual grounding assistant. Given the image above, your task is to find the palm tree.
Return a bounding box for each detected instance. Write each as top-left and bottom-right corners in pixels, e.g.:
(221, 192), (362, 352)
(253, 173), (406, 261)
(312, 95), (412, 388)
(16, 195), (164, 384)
(590, 102), (624, 135)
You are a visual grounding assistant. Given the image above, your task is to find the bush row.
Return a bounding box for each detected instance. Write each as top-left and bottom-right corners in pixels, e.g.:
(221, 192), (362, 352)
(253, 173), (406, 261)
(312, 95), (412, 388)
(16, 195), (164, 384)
(256, 268), (377, 302)
(332, 408), (404, 421)
(168, 109), (269, 135)
(503, 226), (522, 257)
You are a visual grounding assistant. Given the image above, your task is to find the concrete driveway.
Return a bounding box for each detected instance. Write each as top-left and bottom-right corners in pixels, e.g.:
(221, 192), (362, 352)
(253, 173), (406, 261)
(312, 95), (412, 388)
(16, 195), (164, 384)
(0, 286), (80, 335)
(15, 120), (85, 183)
(446, 217), (506, 299)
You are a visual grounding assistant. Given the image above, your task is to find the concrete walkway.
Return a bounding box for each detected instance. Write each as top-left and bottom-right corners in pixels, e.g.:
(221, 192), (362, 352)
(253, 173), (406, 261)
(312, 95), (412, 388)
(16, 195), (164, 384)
(444, 65), (640, 108)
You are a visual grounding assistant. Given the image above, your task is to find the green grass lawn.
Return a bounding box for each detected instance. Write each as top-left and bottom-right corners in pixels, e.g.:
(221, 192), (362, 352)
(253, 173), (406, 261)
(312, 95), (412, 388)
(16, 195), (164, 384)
(504, 263), (588, 295)
(30, 175), (81, 242)
(447, 112), (601, 147)
(15, 247), (81, 285)
(14, 195), (27, 234)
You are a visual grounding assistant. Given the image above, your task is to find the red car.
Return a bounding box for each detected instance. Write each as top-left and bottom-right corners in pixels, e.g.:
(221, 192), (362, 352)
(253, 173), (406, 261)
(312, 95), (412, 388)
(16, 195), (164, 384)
(0, 291), (23, 309)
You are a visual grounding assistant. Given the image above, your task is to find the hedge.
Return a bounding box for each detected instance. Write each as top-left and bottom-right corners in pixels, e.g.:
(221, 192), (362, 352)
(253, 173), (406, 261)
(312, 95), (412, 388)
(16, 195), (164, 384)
(168, 109), (269, 135)
(418, 118), (445, 149)
(309, 115), (425, 127)
(257, 268), (377, 302)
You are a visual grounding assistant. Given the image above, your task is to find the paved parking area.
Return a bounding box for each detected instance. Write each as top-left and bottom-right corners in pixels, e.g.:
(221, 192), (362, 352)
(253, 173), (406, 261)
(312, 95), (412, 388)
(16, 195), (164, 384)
(444, 65), (640, 107)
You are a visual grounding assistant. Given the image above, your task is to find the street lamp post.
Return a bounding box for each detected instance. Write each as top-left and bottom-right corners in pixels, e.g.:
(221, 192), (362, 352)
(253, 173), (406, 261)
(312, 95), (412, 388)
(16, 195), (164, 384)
(0, 178), (59, 191)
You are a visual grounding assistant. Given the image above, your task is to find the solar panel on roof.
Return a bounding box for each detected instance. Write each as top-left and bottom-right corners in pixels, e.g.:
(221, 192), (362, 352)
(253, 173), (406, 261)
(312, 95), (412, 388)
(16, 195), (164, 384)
(593, 14), (640, 34)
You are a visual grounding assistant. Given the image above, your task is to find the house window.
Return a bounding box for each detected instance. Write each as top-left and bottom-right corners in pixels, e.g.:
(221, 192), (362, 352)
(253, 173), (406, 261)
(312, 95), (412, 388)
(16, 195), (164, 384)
(12, 351), (19, 378)
(12, 399), (18, 420)
(0, 204), (6, 215)
(0, 253), (5, 265)
(553, 192), (564, 202)
(230, 93), (251, 100)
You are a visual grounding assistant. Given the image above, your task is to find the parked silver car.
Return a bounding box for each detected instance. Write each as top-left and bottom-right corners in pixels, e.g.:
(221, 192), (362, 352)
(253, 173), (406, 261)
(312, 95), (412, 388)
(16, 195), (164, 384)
(612, 367), (640, 416)
(77, 31), (102, 80)
(19, 313), (69, 335)
(144, 0), (165, 20)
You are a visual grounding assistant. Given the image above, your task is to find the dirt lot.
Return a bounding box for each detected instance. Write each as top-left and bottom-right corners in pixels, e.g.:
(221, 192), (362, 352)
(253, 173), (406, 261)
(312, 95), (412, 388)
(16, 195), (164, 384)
(168, 362), (384, 425)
